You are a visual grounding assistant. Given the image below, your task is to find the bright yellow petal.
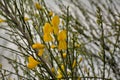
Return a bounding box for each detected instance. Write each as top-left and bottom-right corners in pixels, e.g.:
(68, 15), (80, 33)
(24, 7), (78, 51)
(28, 56), (39, 64)
(0, 19), (6, 23)
(58, 40), (67, 50)
(43, 23), (53, 34)
(58, 30), (67, 41)
(53, 26), (59, 35)
(27, 63), (36, 69)
(61, 64), (64, 71)
(28, 56), (39, 69)
(32, 43), (45, 49)
(56, 73), (62, 79)
(50, 44), (56, 49)
(62, 53), (67, 58)
(38, 49), (44, 56)
(43, 33), (53, 42)
(51, 15), (60, 26)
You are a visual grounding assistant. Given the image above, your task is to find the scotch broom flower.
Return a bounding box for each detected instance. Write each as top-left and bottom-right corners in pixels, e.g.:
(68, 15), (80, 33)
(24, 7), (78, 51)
(0, 19), (6, 23)
(43, 23), (53, 34)
(51, 15), (60, 27)
(51, 15), (60, 34)
(32, 43), (45, 49)
(43, 33), (53, 42)
(58, 40), (67, 50)
(53, 26), (59, 35)
(61, 64), (65, 71)
(56, 68), (62, 79)
(56, 73), (62, 79)
(50, 44), (56, 49)
(62, 53), (67, 58)
(58, 30), (67, 41)
(38, 49), (44, 56)
(27, 56), (39, 69)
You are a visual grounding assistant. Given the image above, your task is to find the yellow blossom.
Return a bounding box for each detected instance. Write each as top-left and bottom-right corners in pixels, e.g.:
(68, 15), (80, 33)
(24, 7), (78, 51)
(43, 33), (53, 42)
(35, 3), (42, 10)
(27, 56), (39, 69)
(49, 11), (53, 16)
(51, 67), (55, 73)
(57, 68), (61, 74)
(51, 15), (60, 27)
(57, 69), (62, 79)
(58, 30), (67, 41)
(51, 15), (60, 34)
(62, 53), (67, 58)
(56, 73), (62, 79)
(38, 49), (44, 56)
(32, 43), (45, 49)
(24, 17), (30, 21)
(43, 23), (53, 34)
(58, 40), (67, 50)
(72, 60), (76, 68)
(61, 64), (64, 71)
(50, 44), (56, 49)
(53, 26), (59, 35)
(0, 19), (6, 23)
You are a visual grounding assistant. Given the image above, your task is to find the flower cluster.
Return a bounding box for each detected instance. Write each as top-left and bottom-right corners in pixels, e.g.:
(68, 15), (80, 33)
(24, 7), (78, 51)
(27, 56), (39, 69)
(27, 43), (45, 69)
(43, 15), (67, 50)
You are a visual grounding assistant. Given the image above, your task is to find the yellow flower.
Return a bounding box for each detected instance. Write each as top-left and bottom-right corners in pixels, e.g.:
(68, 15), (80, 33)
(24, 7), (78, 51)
(0, 19), (6, 23)
(72, 60), (76, 68)
(61, 64), (64, 71)
(24, 17), (30, 21)
(62, 53), (67, 58)
(56, 73), (62, 79)
(58, 30), (67, 41)
(53, 26), (59, 35)
(51, 67), (55, 73)
(43, 23), (53, 34)
(51, 15), (60, 34)
(35, 3), (42, 10)
(58, 68), (61, 74)
(32, 43), (45, 49)
(38, 49), (44, 56)
(58, 40), (67, 50)
(50, 44), (56, 49)
(49, 11), (53, 16)
(51, 15), (60, 27)
(56, 68), (62, 79)
(43, 33), (53, 42)
(27, 56), (39, 69)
